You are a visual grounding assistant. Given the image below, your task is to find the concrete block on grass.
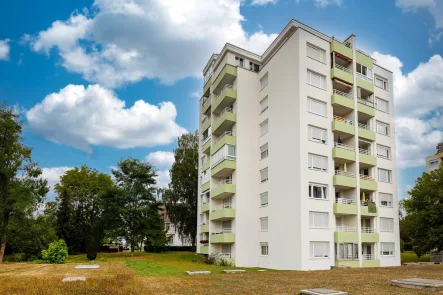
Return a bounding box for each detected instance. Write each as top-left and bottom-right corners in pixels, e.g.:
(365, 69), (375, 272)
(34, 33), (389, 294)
(222, 270), (245, 274)
(392, 278), (443, 291)
(186, 270), (211, 275)
(301, 288), (348, 295)
(75, 264), (100, 269)
(62, 277), (86, 282)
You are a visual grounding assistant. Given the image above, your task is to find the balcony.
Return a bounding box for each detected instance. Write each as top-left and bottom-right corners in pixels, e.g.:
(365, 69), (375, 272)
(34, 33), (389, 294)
(335, 255), (359, 268)
(333, 199), (358, 215)
(202, 136), (211, 155)
(358, 149), (376, 167)
(332, 143), (356, 163)
(201, 96), (211, 115)
(211, 157), (236, 178)
(356, 51), (374, 69)
(356, 73), (374, 93)
(213, 85), (237, 114)
(335, 226), (358, 242)
(203, 77), (211, 98)
(331, 64), (354, 85)
(213, 108), (236, 136)
(332, 116), (355, 139)
(213, 64), (237, 94)
(211, 179), (236, 199)
(331, 89), (354, 113)
(202, 159), (210, 172)
(360, 175), (377, 191)
(199, 244), (209, 254)
(201, 116), (211, 133)
(210, 229), (235, 244)
(212, 132), (236, 156)
(333, 170), (357, 189)
(200, 223), (209, 233)
(201, 180), (210, 192)
(360, 202), (378, 217)
(210, 204), (235, 221)
(331, 39), (353, 60)
(201, 202), (210, 213)
(358, 124), (376, 142)
(362, 255), (380, 267)
(357, 98), (375, 118)
(361, 228), (379, 242)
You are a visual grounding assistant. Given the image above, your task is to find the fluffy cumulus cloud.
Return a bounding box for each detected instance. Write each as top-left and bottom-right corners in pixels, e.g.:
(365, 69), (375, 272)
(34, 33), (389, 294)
(250, 0), (278, 5)
(156, 169), (171, 188)
(41, 166), (74, 194)
(372, 52), (443, 169)
(145, 151), (175, 168)
(25, 0), (278, 88)
(396, 0), (443, 44)
(0, 39), (11, 60)
(26, 84), (186, 153)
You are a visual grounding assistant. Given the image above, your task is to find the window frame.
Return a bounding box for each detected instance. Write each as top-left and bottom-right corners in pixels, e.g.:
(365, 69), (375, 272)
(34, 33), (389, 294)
(380, 242), (395, 256)
(249, 61), (260, 72)
(379, 193), (393, 208)
(309, 183), (328, 200)
(375, 75), (388, 90)
(260, 143), (268, 160)
(260, 119), (269, 136)
(260, 167), (268, 183)
(260, 217), (268, 232)
(430, 159), (439, 168)
(376, 97), (389, 113)
(309, 241), (330, 259)
(307, 70), (327, 90)
(235, 56), (244, 67)
(376, 144), (391, 160)
(260, 242), (269, 256)
(378, 168), (392, 183)
(380, 217), (394, 232)
(307, 97), (327, 117)
(308, 125), (327, 144)
(260, 192), (268, 207)
(308, 153), (328, 172)
(309, 212), (329, 229)
(260, 73), (268, 90)
(376, 121), (390, 136)
(260, 96), (268, 114)
(306, 43), (326, 64)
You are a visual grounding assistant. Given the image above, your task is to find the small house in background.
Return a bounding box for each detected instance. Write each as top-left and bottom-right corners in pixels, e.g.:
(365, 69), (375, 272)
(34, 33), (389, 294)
(159, 205), (191, 246)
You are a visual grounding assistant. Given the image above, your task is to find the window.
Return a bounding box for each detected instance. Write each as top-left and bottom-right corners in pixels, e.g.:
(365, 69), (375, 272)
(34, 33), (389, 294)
(308, 98), (327, 117)
(260, 168), (268, 183)
(375, 76), (388, 90)
(378, 168), (392, 183)
(260, 217), (268, 232)
(309, 183), (328, 200)
(380, 242), (395, 256)
(308, 154), (327, 172)
(377, 145), (391, 159)
(260, 192), (268, 207)
(309, 212), (329, 229)
(430, 159), (439, 168)
(260, 242), (269, 256)
(260, 120), (268, 136)
(201, 169), (210, 184)
(356, 63), (373, 79)
(380, 218), (394, 232)
(307, 43), (326, 63)
(260, 73), (268, 90)
(376, 97), (389, 113)
(211, 144), (236, 167)
(260, 96), (268, 113)
(250, 61), (260, 72)
(235, 56), (244, 67)
(260, 143), (268, 160)
(204, 67), (212, 83)
(308, 125), (327, 144)
(376, 121), (390, 136)
(379, 193), (393, 207)
(307, 70), (326, 90)
(310, 242), (329, 258)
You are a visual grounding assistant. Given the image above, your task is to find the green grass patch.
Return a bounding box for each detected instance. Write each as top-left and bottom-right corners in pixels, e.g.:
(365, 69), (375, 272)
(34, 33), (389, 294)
(401, 251), (430, 263)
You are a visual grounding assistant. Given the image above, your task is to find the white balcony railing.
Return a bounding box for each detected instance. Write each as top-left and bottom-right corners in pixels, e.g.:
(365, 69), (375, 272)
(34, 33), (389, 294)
(336, 226), (357, 232)
(219, 107), (234, 116)
(333, 89), (353, 100)
(334, 63), (353, 74)
(211, 228), (234, 235)
(220, 253), (235, 259)
(201, 135), (211, 145)
(334, 115), (354, 126)
(213, 131), (234, 145)
(202, 96), (210, 106)
(215, 84), (234, 102)
(362, 254), (376, 260)
(360, 174), (375, 181)
(358, 123), (371, 130)
(361, 227), (375, 233)
(358, 98), (375, 108)
(335, 198), (357, 205)
(335, 170), (356, 178)
(336, 254), (359, 260)
(215, 178), (233, 188)
(359, 148), (370, 155)
(356, 72), (373, 82)
(212, 203), (234, 212)
(334, 142), (355, 151)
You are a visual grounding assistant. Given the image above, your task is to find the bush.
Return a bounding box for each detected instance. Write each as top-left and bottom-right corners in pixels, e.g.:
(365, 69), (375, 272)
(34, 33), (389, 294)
(41, 240), (68, 264)
(13, 253), (26, 262)
(203, 253), (220, 265)
(218, 258), (234, 267)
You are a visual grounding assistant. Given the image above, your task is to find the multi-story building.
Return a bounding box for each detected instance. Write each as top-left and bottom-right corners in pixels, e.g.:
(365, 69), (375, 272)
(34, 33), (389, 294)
(196, 19), (400, 270)
(426, 142), (443, 172)
(159, 206), (191, 247)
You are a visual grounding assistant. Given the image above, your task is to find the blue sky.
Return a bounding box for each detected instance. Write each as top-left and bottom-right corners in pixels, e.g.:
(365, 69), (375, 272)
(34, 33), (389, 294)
(0, 0), (442, 200)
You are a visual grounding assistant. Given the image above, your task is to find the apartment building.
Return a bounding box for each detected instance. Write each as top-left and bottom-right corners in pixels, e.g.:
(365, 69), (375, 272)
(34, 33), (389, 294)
(159, 206), (191, 247)
(426, 142), (443, 172)
(197, 19), (400, 270)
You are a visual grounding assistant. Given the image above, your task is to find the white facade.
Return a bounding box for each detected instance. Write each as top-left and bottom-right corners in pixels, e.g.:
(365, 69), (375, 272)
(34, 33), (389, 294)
(197, 20), (400, 270)
(426, 143), (443, 172)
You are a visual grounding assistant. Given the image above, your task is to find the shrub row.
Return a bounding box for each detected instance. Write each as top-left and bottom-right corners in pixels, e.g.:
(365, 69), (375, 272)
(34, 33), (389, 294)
(144, 245), (195, 252)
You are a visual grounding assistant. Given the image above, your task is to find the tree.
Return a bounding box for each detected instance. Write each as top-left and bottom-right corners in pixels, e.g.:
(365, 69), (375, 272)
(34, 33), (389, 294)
(54, 166), (114, 256)
(0, 101), (49, 262)
(403, 164), (443, 256)
(112, 157), (165, 257)
(163, 131), (198, 248)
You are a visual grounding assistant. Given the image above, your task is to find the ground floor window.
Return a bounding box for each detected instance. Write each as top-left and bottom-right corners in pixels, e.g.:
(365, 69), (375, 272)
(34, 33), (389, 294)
(260, 242), (269, 256)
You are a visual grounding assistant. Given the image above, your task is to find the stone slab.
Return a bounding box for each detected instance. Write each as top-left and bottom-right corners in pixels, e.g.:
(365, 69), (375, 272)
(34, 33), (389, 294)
(419, 262), (440, 265)
(222, 270), (245, 273)
(186, 270), (211, 275)
(62, 276), (86, 282)
(392, 278), (443, 291)
(301, 288), (348, 295)
(403, 263), (418, 266)
(75, 264), (100, 269)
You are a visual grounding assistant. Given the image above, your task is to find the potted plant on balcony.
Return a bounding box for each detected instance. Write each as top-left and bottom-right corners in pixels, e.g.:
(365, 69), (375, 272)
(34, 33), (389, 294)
(368, 201), (377, 213)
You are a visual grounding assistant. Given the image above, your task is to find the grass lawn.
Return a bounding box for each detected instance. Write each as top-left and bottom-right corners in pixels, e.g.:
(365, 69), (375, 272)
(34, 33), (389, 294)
(401, 251), (431, 263)
(1, 251), (443, 294)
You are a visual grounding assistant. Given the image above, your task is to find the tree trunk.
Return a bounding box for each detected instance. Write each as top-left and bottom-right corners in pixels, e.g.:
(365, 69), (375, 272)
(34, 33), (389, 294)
(130, 249), (134, 257)
(0, 242), (6, 263)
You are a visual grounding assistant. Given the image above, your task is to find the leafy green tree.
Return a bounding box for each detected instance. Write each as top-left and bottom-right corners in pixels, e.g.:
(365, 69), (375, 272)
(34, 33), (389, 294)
(55, 166), (114, 256)
(42, 239), (69, 264)
(403, 164), (443, 256)
(163, 132), (198, 248)
(112, 157), (165, 257)
(0, 102), (49, 262)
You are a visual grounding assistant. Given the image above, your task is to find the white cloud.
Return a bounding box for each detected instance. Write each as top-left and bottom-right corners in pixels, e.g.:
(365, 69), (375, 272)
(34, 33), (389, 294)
(41, 166), (74, 194)
(25, 0), (278, 88)
(156, 169), (170, 188)
(372, 52), (443, 169)
(250, 0), (278, 5)
(146, 151), (175, 168)
(0, 39), (11, 60)
(296, 0), (342, 7)
(26, 84), (186, 153)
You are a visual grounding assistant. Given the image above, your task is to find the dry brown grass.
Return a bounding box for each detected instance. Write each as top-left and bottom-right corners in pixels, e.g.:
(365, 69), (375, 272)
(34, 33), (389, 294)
(2, 260), (443, 294)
